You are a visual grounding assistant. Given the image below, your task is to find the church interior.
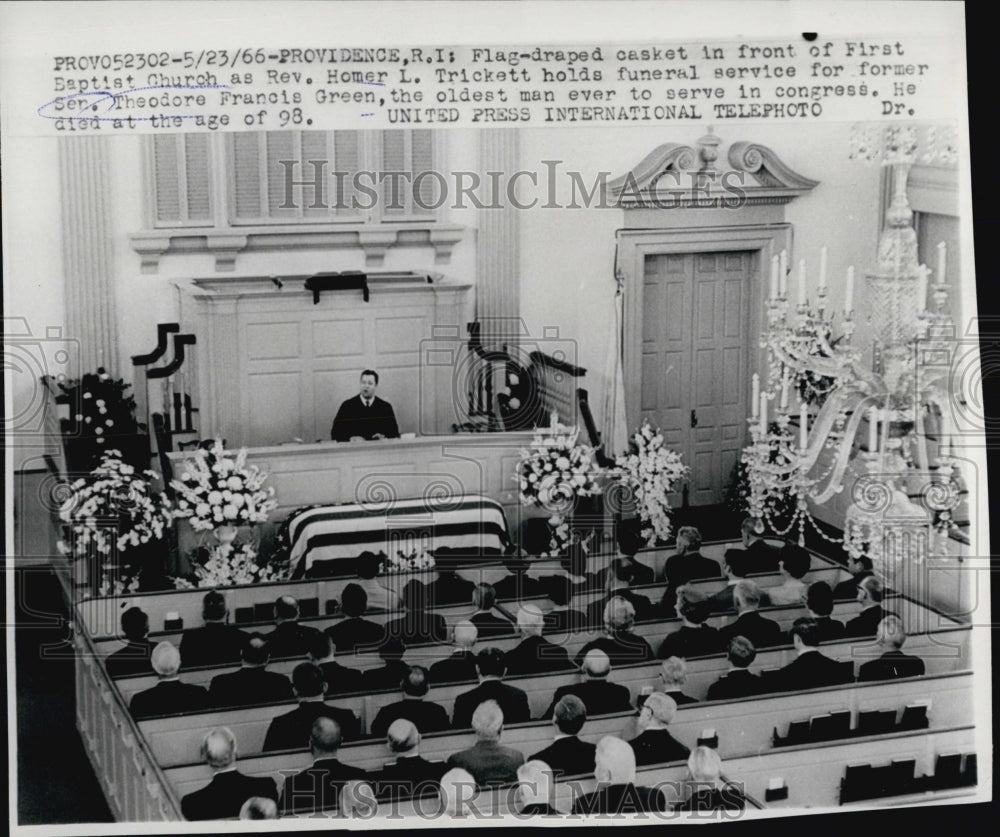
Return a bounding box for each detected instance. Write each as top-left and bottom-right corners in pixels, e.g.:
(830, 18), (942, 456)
(6, 121), (989, 825)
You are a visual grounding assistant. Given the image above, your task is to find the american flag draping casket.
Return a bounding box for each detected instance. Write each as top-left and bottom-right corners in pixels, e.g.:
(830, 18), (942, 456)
(281, 494), (511, 578)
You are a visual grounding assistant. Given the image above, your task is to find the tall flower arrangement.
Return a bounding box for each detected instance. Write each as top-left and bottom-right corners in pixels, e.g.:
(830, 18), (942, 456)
(518, 422), (602, 556)
(170, 439), (278, 532)
(615, 420), (688, 546)
(173, 541), (283, 589)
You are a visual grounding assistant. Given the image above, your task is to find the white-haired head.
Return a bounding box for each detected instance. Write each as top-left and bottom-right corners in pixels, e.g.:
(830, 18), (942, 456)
(471, 699), (504, 741)
(594, 736), (636, 784)
(453, 620), (478, 649)
(151, 641), (181, 678)
(517, 604), (545, 637)
(582, 648), (612, 679)
(603, 596), (635, 632)
(439, 767), (477, 816)
(201, 727), (237, 770)
(387, 718), (420, 754)
(517, 760), (553, 809)
(339, 780), (377, 818)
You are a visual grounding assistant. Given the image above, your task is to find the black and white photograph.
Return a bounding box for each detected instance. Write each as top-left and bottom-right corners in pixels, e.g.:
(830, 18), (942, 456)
(1, 1), (990, 831)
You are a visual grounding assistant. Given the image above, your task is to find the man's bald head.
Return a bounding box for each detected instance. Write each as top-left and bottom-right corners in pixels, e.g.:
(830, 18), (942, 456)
(582, 648), (612, 679)
(517, 604), (545, 637)
(151, 641), (181, 678)
(387, 718), (420, 754)
(453, 620), (478, 649)
(201, 727), (237, 769)
(310, 716), (343, 755)
(594, 736), (636, 784)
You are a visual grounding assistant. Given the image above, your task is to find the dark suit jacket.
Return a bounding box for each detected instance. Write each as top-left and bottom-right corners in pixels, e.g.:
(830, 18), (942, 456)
(657, 624), (723, 660)
(718, 611), (784, 649)
(105, 639), (157, 678)
(331, 394), (399, 442)
(574, 633), (655, 668)
(130, 679), (210, 719)
(179, 623), (249, 669)
(844, 605), (892, 638)
(858, 651), (926, 682)
(447, 739), (525, 786)
(543, 679), (634, 718)
(370, 698), (451, 738)
(470, 610), (516, 640)
(318, 660), (364, 696)
(262, 700), (360, 751)
(544, 607), (589, 634)
(814, 616), (847, 644)
(662, 689), (698, 706)
(279, 757), (369, 815)
(429, 650), (478, 684)
(519, 802), (563, 816)
(706, 583), (739, 614)
(674, 786), (747, 812)
(503, 635), (574, 676)
(833, 570), (874, 600)
(428, 572), (476, 607)
(326, 617), (385, 654)
(209, 666), (295, 708)
(373, 755), (447, 799)
(769, 650), (854, 693)
(362, 661), (410, 693)
(493, 573), (544, 602)
(384, 611), (448, 646)
(706, 669), (763, 701)
(572, 783), (668, 814)
(452, 679), (530, 729)
(181, 769), (278, 821)
(628, 728), (690, 766)
(663, 552), (723, 589)
(528, 736), (597, 778)
(265, 621), (324, 660)
(743, 539), (782, 574)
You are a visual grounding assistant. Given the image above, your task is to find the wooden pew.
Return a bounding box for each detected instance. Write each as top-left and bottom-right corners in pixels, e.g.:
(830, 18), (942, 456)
(143, 634), (971, 768)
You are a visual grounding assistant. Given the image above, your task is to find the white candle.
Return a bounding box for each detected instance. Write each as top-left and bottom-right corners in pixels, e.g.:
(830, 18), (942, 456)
(770, 255), (779, 299)
(939, 408), (952, 458)
(779, 373), (789, 410)
(917, 267), (928, 314)
(798, 259), (807, 306)
(936, 241), (947, 285)
(751, 373), (760, 416)
(868, 407), (878, 453)
(844, 266), (855, 315)
(799, 403), (808, 449)
(779, 250), (788, 297)
(550, 409), (558, 429)
(818, 246), (828, 292)
(759, 391), (768, 436)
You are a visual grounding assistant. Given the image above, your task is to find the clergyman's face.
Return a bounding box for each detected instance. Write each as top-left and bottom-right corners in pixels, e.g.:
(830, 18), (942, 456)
(359, 374), (378, 399)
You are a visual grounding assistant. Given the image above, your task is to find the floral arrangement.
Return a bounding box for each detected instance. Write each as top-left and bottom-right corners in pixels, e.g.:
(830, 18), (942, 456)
(58, 449), (174, 593)
(518, 422), (602, 555)
(171, 439), (278, 532)
(614, 420), (688, 546)
(382, 549), (436, 574)
(173, 541), (284, 589)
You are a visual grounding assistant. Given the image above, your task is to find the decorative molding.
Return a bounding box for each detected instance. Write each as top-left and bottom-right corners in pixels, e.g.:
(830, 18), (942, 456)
(607, 131), (818, 209)
(129, 222), (466, 272)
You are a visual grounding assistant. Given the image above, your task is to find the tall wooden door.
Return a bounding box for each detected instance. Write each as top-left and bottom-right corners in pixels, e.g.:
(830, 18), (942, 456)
(639, 251), (752, 506)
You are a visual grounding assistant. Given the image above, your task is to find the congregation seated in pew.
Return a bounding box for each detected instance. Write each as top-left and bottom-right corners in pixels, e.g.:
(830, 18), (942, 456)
(627, 692), (690, 767)
(528, 695), (596, 779)
(806, 581), (847, 643)
(280, 717), (367, 815)
(844, 576), (895, 638)
(574, 597), (656, 667)
(673, 746), (746, 813)
(361, 636), (410, 692)
(767, 544), (811, 607)
(571, 737), (668, 814)
(515, 760), (561, 816)
(469, 583), (516, 639)
(657, 587), (722, 660)
(182, 727), (278, 821)
(541, 575), (588, 634)
(833, 553), (875, 601)
(262, 662), (360, 751)
(105, 606), (156, 678)
(266, 595), (324, 660)
(180, 591), (249, 669)
(446, 700), (525, 787)
(307, 629), (364, 696)
(587, 559), (656, 625)
(717, 580), (784, 650)
(384, 580), (448, 646)
(429, 621), (479, 684)
(209, 634), (294, 709)
(543, 649), (633, 719)
(502, 604), (574, 676)
(373, 719), (448, 800)
(452, 648), (530, 729)
(130, 641), (209, 719)
(656, 656), (699, 706)
(356, 551), (403, 612)
(326, 583), (386, 653)
(858, 615), (926, 682)
(370, 665), (451, 738)
(706, 636), (764, 701)
(661, 527), (722, 601)
(493, 554), (544, 602)
(728, 517), (783, 576)
(766, 618), (854, 693)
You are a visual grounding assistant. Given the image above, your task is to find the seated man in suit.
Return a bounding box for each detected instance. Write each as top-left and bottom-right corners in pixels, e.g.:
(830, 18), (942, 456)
(446, 699), (525, 787)
(492, 554), (544, 602)
(571, 737), (668, 814)
(181, 727), (278, 821)
(503, 604), (574, 676)
(427, 549), (476, 605)
(767, 617), (854, 694)
(362, 637), (410, 692)
(706, 636), (763, 701)
(575, 597), (656, 668)
(356, 551), (403, 612)
(661, 526), (721, 599)
(263, 662), (360, 751)
(331, 368), (399, 442)
(833, 553), (875, 600)
(439, 767), (477, 817)
(279, 717), (368, 815)
(265, 595), (324, 660)
(451, 647), (530, 729)
(718, 580), (783, 650)
(179, 590), (249, 669)
(655, 656), (698, 706)
(706, 552), (752, 614)
(658, 587), (722, 660)
(586, 559), (654, 626)
(858, 615), (926, 681)
(614, 530), (655, 586)
(429, 620), (479, 684)
(306, 631), (363, 697)
(370, 665), (450, 738)
(208, 634), (295, 709)
(543, 649), (633, 719)
(674, 746), (746, 813)
(529, 695), (597, 778)
(627, 692), (690, 767)
(384, 579), (448, 646)
(469, 583), (516, 640)
(767, 543), (811, 606)
(326, 583), (386, 653)
(541, 575), (588, 633)
(806, 581), (846, 644)
(515, 760), (562, 816)
(373, 718), (448, 800)
(844, 576), (895, 638)
(736, 517), (782, 575)
(105, 606), (157, 678)
(130, 641), (209, 719)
